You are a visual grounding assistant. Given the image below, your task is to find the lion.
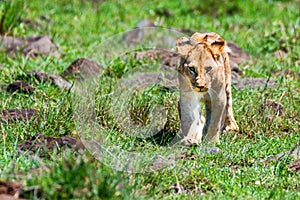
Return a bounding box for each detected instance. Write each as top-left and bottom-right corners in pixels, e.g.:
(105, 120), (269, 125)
(176, 32), (239, 145)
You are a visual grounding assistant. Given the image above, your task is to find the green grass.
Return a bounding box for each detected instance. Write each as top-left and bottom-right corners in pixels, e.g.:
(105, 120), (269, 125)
(0, 0), (299, 199)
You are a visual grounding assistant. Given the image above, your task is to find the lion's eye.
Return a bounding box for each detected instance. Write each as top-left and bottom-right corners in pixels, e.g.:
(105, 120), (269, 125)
(188, 66), (196, 74)
(206, 66), (212, 73)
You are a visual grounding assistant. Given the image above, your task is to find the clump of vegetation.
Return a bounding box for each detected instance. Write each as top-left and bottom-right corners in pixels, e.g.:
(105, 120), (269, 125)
(0, 0), (25, 34)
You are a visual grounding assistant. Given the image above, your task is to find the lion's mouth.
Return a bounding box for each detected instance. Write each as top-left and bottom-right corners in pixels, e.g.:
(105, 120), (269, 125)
(193, 87), (208, 93)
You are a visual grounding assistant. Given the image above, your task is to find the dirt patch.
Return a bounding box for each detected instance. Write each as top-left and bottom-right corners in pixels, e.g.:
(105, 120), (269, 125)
(62, 58), (103, 79)
(0, 109), (37, 123)
(0, 35), (60, 58)
(18, 133), (84, 156)
(6, 80), (35, 94)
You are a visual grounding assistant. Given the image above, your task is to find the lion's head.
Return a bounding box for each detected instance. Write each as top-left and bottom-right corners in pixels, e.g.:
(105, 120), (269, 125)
(176, 32), (228, 93)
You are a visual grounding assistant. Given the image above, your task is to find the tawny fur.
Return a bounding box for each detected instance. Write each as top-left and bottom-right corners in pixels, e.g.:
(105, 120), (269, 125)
(176, 32), (239, 145)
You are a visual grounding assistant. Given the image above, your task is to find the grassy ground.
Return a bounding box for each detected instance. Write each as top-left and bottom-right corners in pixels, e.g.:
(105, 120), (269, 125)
(0, 0), (299, 199)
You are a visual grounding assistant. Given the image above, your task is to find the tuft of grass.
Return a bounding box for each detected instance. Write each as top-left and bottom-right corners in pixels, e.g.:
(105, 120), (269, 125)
(0, 0), (25, 35)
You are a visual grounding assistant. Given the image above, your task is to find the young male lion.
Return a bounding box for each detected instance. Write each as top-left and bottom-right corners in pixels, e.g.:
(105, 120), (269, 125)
(176, 32), (239, 145)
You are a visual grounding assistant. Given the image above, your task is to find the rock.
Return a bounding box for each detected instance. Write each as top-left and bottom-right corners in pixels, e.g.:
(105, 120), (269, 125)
(233, 77), (277, 90)
(7, 80), (35, 94)
(148, 155), (176, 171)
(0, 109), (37, 123)
(0, 35), (60, 58)
(227, 41), (250, 64)
(18, 133), (85, 156)
(26, 70), (74, 91)
(62, 58), (103, 79)
(23, 35), (60, 58)
(260, 99), (285, 116)
(0, 181), (22, 199)
(136, 19), (156, 28)
(0, 36), (24, 54)
(123, 19), (156, 45)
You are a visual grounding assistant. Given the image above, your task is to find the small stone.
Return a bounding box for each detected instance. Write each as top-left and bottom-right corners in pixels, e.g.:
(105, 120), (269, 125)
(62, 58), (102, 79)
(0, 35), (60, 58)
(26, 70), (74, 91)
(0, 109), (37, 123)
(18, 133), (85, 157)
(7, 80), (35, 94)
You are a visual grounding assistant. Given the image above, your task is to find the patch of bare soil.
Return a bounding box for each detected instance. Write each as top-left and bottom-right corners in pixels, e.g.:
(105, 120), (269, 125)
(0, 35), (60, 58)
(0, 109), (37, 123)
(61, 58), (103, 79)
(18, 133), (84, 156)
(6, 80), (35, 94)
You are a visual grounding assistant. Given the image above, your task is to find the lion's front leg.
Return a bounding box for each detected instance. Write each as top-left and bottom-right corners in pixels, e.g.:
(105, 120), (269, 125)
(223, 84), (239, 132)
(203, 92), (226, 143)
(178, 92), (204, 145)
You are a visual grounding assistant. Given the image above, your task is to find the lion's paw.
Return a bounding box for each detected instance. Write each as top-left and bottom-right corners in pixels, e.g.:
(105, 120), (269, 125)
(180, 137), (201, 146)
(224, 118), (239, 132)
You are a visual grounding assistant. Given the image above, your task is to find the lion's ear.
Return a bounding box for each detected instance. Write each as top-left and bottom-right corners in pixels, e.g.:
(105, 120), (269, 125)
(207, 33), (225, 57)
(176, 37), (194, 57)
(191, 32), (226, 57)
